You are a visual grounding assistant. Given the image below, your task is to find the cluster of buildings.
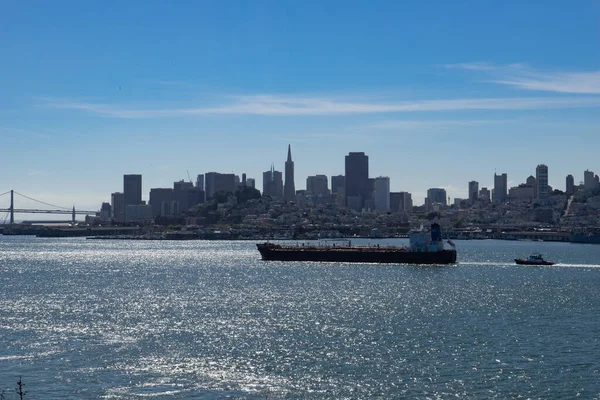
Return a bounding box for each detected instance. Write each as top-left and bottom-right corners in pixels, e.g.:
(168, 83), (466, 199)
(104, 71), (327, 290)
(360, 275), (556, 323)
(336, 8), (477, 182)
(100, 146), (414, 224)
(96, 144), (599, 227)
(454, 166), (600, 208)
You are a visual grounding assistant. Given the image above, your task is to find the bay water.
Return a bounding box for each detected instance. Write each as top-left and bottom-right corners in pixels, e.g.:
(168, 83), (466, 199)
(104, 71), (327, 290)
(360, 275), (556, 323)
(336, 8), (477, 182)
(1, 236), (599, 399)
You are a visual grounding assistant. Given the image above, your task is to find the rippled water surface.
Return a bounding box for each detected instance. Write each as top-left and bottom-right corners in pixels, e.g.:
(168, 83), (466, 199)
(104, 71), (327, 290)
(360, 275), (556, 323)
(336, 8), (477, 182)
(1, 236), (599, 399)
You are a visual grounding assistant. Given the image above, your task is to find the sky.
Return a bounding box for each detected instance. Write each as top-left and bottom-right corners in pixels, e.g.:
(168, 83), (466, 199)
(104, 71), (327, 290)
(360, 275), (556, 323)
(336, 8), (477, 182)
(1, 1), (599, 214)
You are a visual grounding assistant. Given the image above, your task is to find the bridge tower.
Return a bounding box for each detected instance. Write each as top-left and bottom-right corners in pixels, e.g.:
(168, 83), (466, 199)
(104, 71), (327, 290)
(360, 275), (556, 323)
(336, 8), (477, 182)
(9, 190), (14, 224)
(72, 206), (76, 224)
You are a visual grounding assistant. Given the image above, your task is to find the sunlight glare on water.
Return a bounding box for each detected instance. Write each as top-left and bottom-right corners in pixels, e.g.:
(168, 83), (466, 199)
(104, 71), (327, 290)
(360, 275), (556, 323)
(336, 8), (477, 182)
(1, 236), (599, 399)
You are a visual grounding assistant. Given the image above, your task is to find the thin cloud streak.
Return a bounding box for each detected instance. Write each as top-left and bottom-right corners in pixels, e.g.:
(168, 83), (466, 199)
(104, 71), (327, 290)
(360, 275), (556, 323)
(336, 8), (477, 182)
(447, 63), (600, 94)
(37, 95), (600, 118)
(366, 119), (516, 130)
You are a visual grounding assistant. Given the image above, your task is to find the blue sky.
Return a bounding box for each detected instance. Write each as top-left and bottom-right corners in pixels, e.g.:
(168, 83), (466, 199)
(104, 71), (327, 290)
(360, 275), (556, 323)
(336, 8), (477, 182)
(1, 1), (599, 212)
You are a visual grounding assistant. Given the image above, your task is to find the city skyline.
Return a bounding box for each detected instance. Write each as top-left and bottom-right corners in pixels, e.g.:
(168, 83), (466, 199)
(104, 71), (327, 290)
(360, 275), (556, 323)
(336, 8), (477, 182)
(1, 1), (599, 210)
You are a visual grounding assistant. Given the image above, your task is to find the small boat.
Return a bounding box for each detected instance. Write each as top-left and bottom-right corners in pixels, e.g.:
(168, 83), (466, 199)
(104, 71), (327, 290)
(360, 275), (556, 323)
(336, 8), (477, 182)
(514, 253), (555, 265)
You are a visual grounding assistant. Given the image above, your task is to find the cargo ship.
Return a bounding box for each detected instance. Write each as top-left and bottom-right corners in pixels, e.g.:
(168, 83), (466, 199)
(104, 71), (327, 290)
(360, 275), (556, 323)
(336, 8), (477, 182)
(256, 223), (457, 264)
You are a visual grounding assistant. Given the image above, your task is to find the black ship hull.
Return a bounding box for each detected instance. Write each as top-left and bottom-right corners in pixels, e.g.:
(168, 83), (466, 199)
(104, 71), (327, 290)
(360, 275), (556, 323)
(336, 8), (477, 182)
(257, 243), (457, 264)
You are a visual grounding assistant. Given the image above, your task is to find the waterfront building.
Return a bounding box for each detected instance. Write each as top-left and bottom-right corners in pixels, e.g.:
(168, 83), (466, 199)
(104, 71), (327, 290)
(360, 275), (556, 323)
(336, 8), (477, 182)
(161, 200), (179, 217)
(427, 188), (447, 208)
(374, 176), (390, 212)
(493, 173), (507, 204)
(262, 165), (283, 199)
(468, 181), (479, 203)
(111, 192), (125, 223)
(566, 175), (575, 195)
(125, 204), (153, 222)
(345, 152), (369, 210)
(123, 174), (142, 220)
(205, 172), (237, 200)
(536, 164), (549, 202)
(283, 145), (296, 202)
(149, 188), (174, 217)
(99, 202), (112, 222)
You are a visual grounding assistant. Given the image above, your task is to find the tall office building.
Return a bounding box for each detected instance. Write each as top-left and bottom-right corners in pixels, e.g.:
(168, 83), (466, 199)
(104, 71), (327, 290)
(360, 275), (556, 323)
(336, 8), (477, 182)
(479, 187), (491, 203)
(174, 180), (204, 211)
(306, 175), (329, 196)
(262, 165), (283, 199)
(283, 145), (296, 202)
(536, 164), (549, 202)
(331, 175), (345, 194)
(196, 174), (204, 191)
(584, 169), (596, 190)
(111, 192), (125, 223)
(390, 192), (412, 212)
(345, 152), (369, 210)
(374, 176), (390, 212)
(124, 174), (142, 207)
(149, 188), (174, 217)
(468, 181), (479, 203)
(566, 174), (575, 195)
(427, 188), (447, 206)
(123, 174), (142, 221)
(493, 173), (507, 203)
(205, 172), (236, 199)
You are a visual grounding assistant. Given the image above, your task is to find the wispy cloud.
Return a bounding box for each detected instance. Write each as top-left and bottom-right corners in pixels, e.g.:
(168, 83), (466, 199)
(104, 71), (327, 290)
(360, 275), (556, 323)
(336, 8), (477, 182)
(365, 119), (515, 130)
(37, 94), (600, 119)
(446, 63), (600, 94)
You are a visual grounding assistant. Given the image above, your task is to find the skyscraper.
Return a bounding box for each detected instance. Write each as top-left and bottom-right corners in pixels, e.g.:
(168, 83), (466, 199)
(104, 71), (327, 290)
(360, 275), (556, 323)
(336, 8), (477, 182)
(262, 165), (283, 199)
(566, 174), (575, 195)
(124, 174), (142, 207)
(205, 172), (236, 199)
(493, 173), (507, 203)
(306, 175), (329, 196)
(536, 164), (549, 202)
(123, 174), (142, 221)
(584, 169), (596, 190)
(345, 152), (369, 210)
(374, 176), (390, 212)
(427, 188), (447, 206)
(468, 181), (479, 203)
(331, 175), (345, 194)
(111, 192), (125, 223)
(283, 145), (296, 202)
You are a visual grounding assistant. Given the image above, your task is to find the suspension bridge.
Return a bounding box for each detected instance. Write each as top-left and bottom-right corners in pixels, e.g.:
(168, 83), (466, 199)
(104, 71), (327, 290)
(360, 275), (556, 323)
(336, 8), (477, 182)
(0, 190), (97, 224)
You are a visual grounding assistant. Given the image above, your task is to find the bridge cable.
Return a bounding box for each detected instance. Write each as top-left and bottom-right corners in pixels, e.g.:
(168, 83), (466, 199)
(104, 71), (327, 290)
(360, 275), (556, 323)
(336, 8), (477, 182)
(13, 191), (71, 210)
(0, 191), (11, 197)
